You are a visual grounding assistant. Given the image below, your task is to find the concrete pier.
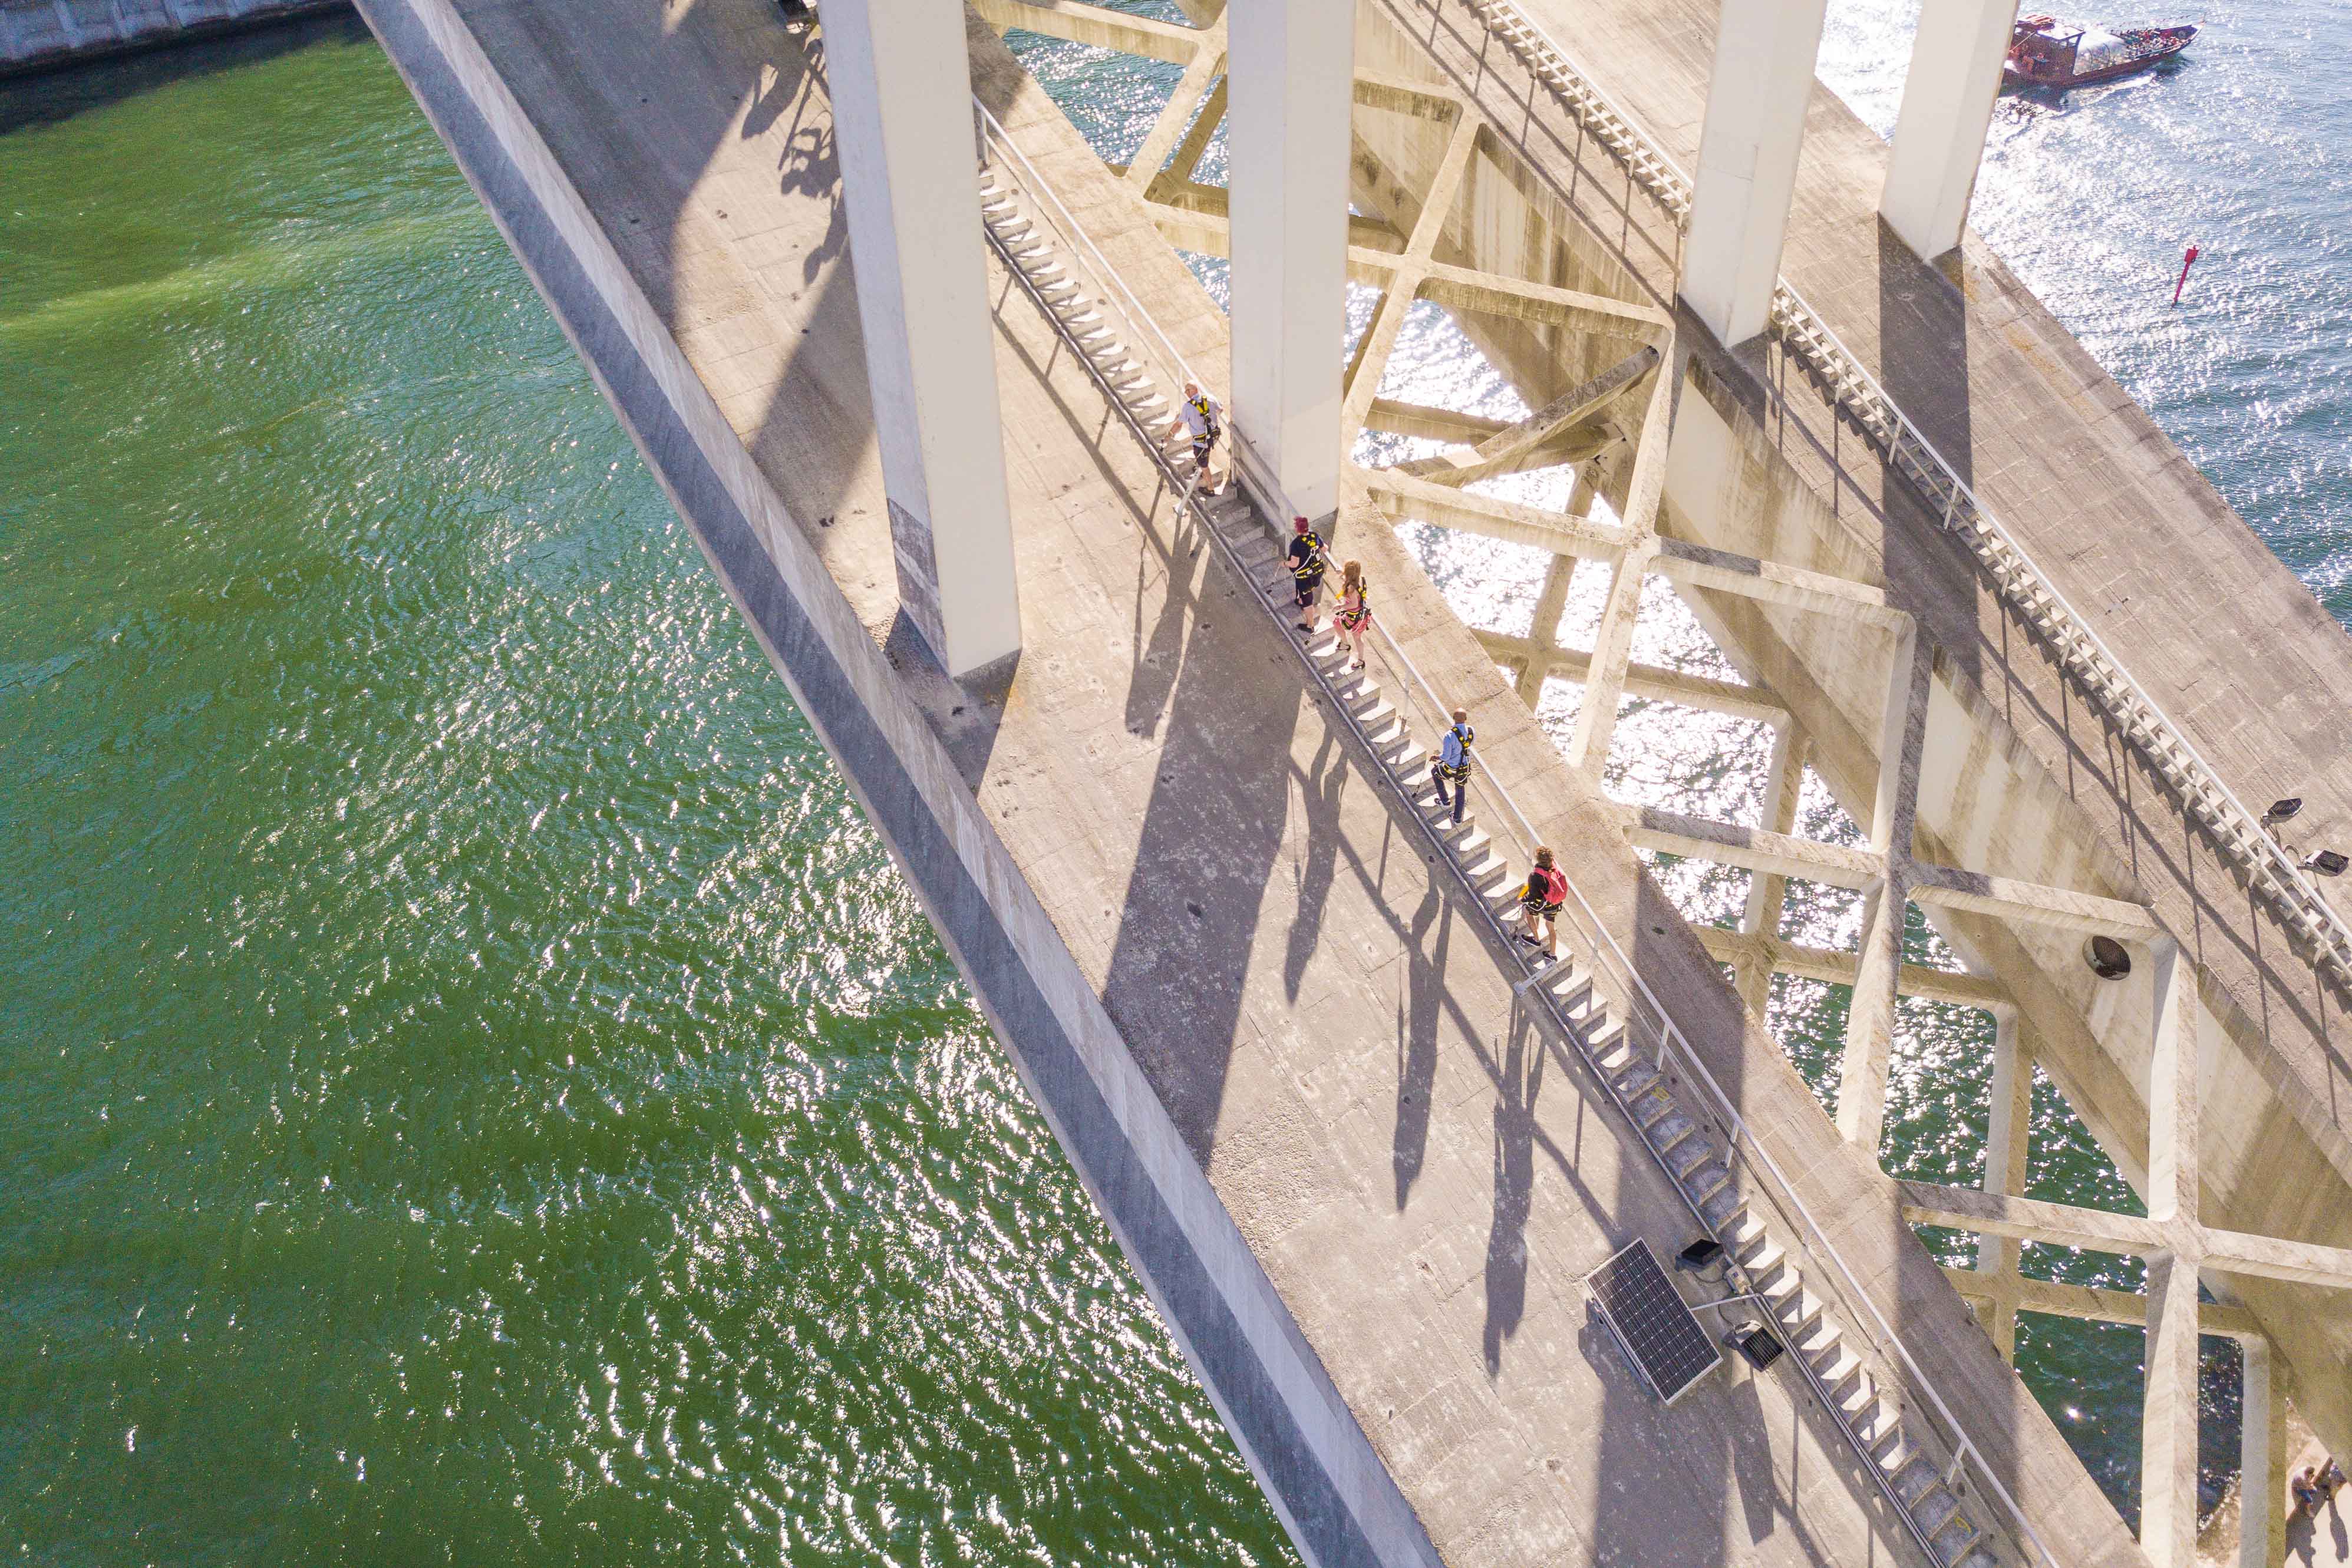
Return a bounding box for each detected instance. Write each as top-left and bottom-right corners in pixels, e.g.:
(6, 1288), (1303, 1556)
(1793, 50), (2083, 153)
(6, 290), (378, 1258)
(819, 0), (1021, 676)
(0, 0), (343, 77)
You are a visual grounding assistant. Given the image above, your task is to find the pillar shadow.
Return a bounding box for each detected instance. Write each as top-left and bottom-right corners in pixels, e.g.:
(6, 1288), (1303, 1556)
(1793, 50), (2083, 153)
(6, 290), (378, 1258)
(1874, 218), (1975, 492)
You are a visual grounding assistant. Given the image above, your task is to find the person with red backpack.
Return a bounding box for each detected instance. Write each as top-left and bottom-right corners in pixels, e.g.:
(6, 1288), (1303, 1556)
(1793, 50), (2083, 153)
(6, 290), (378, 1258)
(1516, 847), (1568, 959)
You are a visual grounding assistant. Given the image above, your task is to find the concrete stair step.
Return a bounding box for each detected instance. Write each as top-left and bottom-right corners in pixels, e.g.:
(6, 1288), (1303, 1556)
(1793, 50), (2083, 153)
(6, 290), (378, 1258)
(1661, 1137), (1714, 1183)
(1929, 1516), (1985, 1567)
(1682, 1159), (1732, 1203)
(1911, 1486), (1961, 1538)
(1854, 1407), (1903, 1455)
(1774, 1289), (1826, 1336)
(1648, 1112), (1699, 1152)
(1696, 1180), (1744, 1228)
(1890, 1455), (1941, 1509)
(1609, 1061), (1658, 1100)
(1625, 1084), (1674, 1130)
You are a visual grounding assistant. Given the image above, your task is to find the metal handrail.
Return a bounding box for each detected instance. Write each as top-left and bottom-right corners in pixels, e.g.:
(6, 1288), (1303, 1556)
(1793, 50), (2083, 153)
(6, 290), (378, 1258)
(1221, 420), (1977, 1568)
(1474, 0), (2352, 992)
(977, 97), (2038, 1568)
(977, 99), (1205, 400)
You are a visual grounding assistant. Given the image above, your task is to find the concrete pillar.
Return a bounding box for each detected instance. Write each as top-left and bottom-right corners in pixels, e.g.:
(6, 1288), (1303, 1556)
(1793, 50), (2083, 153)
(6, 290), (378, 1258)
(1564, 542), (1657, 776)
(2146, 938), (2199, 1227)
(2239, 1335), (2285, 1568)
(1734, 722), (1807, 1019)
(822, 0), (1021, 678)
(1976, 1007), (2031, 1361)
(2140, 1249), (2203, 1567)
(2140, 937), (2204, 1568)
(1879, 0), (2018, 260)
(1836, 622), (1928, 1155)
(1681, 0), (1831, 346)
(1228, 0), (1354, 520)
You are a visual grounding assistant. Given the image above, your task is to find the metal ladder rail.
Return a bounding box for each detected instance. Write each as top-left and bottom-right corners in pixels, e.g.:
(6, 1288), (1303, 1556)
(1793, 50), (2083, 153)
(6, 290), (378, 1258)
(973, 135), (2000, 1568)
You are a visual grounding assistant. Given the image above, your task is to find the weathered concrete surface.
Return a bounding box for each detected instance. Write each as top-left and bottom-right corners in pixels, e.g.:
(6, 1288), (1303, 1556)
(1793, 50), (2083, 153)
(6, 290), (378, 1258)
(1377, 0), (2352, 1458)
(349, 0), (2149, 1561)
(0, 0), (344, 75)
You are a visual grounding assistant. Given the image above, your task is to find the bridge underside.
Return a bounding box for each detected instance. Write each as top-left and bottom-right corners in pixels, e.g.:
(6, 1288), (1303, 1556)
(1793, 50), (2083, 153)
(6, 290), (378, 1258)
(354, 0), (2352, 1564)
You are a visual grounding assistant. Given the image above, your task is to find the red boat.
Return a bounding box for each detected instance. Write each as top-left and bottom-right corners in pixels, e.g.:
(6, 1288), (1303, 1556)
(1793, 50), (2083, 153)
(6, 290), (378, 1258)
(2004, 14), (2197, 88)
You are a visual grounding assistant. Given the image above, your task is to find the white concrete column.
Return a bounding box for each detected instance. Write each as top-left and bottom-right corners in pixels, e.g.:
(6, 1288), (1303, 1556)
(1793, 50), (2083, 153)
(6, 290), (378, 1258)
(1681, 0), (1831, 346)
(2140, 936), (2204, 1568)
(1976, 1006), (2031, 1362)
(2238, 1335), (2285, 1568)
(1227, 0), (1354, 520)
(1734, 721), (1807, 1019)
(1564, 542), (1656, 776)
(822, 0), (1021, 678)
(1836, 620), (1928, 1155)
(1879, 0), (2019, 260)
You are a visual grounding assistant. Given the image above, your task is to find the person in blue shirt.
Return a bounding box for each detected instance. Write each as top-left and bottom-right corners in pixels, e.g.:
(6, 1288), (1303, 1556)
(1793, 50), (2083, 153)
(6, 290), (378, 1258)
(1429, 708), (1474, 824)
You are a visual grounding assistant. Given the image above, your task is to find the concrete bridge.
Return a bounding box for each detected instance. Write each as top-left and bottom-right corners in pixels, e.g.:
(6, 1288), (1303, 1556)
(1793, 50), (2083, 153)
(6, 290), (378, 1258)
(347, 0), (2352, 1563)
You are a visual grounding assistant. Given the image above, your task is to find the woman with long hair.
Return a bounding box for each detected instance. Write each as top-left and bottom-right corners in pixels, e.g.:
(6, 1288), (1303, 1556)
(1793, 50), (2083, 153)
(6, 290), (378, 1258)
(1332, 560), (1372, 672)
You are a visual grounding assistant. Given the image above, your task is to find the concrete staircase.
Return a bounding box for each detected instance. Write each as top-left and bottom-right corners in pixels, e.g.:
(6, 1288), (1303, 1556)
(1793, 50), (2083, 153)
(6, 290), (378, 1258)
(975, 157), (2007, 1568)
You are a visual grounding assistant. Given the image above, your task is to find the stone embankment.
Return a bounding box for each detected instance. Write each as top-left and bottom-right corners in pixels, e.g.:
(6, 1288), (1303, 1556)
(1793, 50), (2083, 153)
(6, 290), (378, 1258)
(0, 0), (345, 77)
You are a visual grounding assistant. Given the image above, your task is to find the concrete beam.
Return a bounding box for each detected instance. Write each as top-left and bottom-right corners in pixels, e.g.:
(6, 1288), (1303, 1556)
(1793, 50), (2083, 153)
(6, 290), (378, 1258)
(1654, 534), (1907, 629)
(1340, 114), (1482, 435)
(2241, 1336), (2285, 1568)
(1405, 256), (1671, 339)
(1128, 25), (1225, 196)
(1682, 0), (1830, 344)
(1879, 0), (2018, 259)
(2141, 1248), (2203, 1567)
(1906, 864), (2160, 941)
(1565, 354), (1677, 776)
(824, 0), (1020, 676)
(1838, 623), (1929, 1153)
(1361, 466), (1629, 559)
(968, 0), (1203, 64)
(1352, 67), (1464, 120)
(1625, 804), (1883, 889)
(1733, 722), (1806, 1016)
(1143, 186), (1404, 257)
(1229, 0), (1355, 517)
(1899, 1180), (2169, 1253)
(1398, 346), (1655, 488)
(1978, 1009), (2032, 1359)
(1938, 1265), (2261, 1338)
(1690, 925), (2010, 1011)
(1366, 398), (1513, 444)
(1479, 633), (1789, 725)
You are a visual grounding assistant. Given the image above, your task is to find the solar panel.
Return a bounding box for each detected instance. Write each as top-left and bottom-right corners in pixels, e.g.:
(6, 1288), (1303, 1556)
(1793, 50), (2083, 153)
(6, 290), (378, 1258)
(1584, 1239), (1722, 1405)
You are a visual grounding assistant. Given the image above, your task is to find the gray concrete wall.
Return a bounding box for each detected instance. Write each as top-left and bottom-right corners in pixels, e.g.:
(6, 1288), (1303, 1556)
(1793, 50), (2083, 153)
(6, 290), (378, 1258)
(0, 0), (345, 76)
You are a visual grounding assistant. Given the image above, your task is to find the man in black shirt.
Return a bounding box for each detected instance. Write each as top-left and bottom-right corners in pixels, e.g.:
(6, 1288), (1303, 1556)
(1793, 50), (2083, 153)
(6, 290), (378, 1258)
(1288, 516), (1327, 633)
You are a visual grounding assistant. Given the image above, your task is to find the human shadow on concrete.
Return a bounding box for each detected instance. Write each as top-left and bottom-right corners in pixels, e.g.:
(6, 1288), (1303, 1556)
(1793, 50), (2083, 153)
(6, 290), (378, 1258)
(1482, 1004), (1542, 1373)
(1393, 882), (1449, 1208)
